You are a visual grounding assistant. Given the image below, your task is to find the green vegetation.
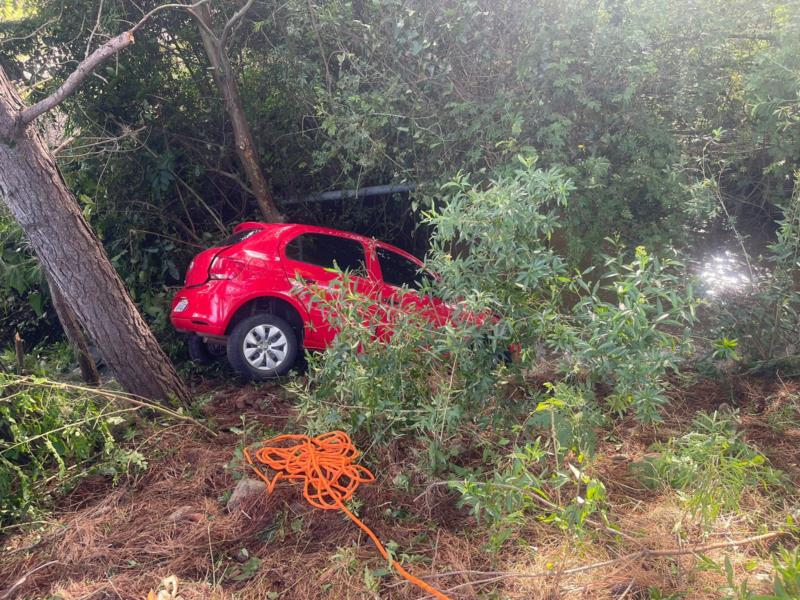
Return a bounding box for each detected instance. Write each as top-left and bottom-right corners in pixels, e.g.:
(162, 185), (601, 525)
(0, 374), (145, 524)
(1, 0), (799, 351)
(1, 0), (800, 598)
(635, 411), (783, 526)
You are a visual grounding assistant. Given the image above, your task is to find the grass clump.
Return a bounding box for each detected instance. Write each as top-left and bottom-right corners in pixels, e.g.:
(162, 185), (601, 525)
(635, 411), (783, 526)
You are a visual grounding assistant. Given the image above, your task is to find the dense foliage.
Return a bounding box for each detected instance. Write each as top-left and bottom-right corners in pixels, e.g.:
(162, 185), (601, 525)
(1, 1), (800, 597)
(1, 0), (798, 350)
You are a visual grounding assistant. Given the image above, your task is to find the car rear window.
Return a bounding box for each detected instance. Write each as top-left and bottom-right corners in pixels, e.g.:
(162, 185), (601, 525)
(376, 247), (429, 290)
(220, 228), (260, 246)
(285, 233), (367, 274)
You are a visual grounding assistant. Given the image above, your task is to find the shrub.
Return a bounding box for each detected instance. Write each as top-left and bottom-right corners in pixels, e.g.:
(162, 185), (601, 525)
(423, 155), (571, 321)
(426, 159), (697, 422)
(296, 160), (701, 455)
(0, 374), (142, 524)
(635, 411), (783, 526)
(550, 242), (698, 422)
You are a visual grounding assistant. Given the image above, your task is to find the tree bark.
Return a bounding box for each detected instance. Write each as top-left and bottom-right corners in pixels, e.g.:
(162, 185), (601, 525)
(0, 65), (190, 405)
(49, 281), (100, 386)
(192, 3), (282, 222)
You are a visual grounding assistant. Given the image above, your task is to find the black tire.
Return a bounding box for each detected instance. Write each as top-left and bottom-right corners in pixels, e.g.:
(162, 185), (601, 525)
(226, 314), (299, 380)
(188, 334), (214, 365)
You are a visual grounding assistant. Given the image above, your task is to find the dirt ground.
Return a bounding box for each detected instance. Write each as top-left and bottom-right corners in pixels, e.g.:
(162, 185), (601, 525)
(1, 375), (797, 600)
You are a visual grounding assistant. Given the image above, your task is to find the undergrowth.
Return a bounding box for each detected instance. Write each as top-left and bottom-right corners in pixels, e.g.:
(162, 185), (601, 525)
(295, 160), (698, 443)
(635, 411), (783, 527)
(290, 161), (795, 593)
(0, 374), (144, 525)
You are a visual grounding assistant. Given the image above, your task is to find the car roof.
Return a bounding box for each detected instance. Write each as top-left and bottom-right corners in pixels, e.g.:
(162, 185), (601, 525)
(239, 222), (423, 266)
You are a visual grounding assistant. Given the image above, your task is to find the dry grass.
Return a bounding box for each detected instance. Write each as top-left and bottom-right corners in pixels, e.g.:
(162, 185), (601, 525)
(1, 376), (796, 599)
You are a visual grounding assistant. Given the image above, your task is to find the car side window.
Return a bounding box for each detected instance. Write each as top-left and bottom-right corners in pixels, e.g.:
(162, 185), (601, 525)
(285, 233), (367, 275)
(376, 247), (428, 290)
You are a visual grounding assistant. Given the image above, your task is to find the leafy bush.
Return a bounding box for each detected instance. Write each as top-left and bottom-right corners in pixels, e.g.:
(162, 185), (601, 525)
(0, 374), (141, 524)
(294, 161), (572, 449)
(551, 242), (698, 421)
(297, 161), (701, 454)
(635, 411), (783, 525)
(426, 159), (697, 422)
(424, 155), (571, 317)
(453, 383), (607, 534)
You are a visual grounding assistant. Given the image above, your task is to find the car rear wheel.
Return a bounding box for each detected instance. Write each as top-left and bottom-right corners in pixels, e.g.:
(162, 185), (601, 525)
(227, 314), (299, 380)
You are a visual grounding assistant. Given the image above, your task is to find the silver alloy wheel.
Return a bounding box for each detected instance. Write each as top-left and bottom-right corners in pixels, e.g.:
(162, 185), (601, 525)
(242, 324), (288, 370)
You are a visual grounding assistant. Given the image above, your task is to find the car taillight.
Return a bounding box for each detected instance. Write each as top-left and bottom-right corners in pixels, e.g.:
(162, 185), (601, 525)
(184, 259), (195, 285)
(209, 256), (245, 280)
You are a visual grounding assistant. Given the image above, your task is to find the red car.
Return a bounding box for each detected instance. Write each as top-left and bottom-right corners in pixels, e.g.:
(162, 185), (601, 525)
(170, 222), (448, 380)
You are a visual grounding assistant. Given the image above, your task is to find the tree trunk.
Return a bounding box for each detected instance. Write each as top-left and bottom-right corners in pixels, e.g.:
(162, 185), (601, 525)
(49, 281), (100, 386)
(194, 4), (282, 223)
(0, 65), (190, 405)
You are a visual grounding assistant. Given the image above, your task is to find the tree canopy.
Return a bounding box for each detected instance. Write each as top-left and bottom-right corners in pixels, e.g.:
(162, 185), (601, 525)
(0, 1), (796, 361)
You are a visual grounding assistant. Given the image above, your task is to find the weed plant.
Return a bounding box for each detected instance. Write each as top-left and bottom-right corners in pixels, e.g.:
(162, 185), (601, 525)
(635, 411), (783, 526)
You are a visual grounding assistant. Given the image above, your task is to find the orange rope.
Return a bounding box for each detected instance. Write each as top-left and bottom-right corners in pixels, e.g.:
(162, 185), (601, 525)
(244, 431), (451, 600)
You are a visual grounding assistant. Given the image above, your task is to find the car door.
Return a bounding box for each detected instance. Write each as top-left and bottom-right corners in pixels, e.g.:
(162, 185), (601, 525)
(280, 230), (378, 348)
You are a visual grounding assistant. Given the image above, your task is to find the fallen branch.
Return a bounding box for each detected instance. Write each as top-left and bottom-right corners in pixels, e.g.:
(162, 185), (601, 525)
(4, 376), (217, 437)
(418, 531), (785, 597)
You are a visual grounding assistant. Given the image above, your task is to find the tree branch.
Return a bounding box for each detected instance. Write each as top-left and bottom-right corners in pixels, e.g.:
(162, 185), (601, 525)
(19, 30), (134, 127)
(16, 0), (211, 130)
(186, 3), (217, 40)
(84, 0), (106, 59)
(418, 531), (785, 598)
(207, 167), (255, 196)
(0, 16), (58, 48)
(221, 0), (257, 46)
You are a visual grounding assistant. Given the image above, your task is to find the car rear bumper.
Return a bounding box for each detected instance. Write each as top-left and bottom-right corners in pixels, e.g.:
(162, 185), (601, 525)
(170, 281), (229, 336)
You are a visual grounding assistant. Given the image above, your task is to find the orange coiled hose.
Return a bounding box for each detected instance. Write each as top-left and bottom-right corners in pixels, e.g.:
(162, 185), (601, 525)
(244, 431), (451, 600)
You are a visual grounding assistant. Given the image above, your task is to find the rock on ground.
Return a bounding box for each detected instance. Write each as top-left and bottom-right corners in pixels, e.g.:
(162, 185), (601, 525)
(226, 478), (265, 512)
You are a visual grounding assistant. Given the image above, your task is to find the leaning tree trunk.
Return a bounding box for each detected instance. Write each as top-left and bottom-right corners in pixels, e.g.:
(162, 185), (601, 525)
(49, 281), (100, 386)
(193, 4), (282, 222)
(0, 66), (190, 405)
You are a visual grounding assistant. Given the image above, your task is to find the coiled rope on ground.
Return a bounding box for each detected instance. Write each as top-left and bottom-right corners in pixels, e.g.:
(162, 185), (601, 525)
(244, 431), (451, 600)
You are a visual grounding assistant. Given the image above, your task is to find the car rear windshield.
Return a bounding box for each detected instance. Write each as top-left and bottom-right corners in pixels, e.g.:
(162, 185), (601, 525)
(376, 247), (429, 290)
(220, 228), (261, 246)
(285, 233), (367, 274)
